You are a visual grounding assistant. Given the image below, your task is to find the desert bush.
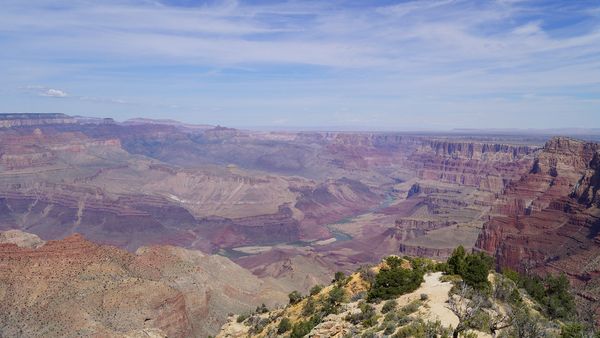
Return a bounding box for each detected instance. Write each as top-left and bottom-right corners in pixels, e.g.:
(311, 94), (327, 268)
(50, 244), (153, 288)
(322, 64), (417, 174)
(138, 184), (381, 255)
(302, 297), (316, 316)
(289, 316), (320, 338)
(310, 284), (323, 296)
(333, 271), (346, 284)
(361, 329), (376, 338)
(367, 260), (424, 302)
(447, 246), (493, 291)
(383, 321), (397, 335)
(236, 313), (250, 323)
(249, 317), (270, 334)
(560, 322), (585, 338)
(350, 291), (367, 302)
(277, 317), (292, 334)
(404, 256), (436, 272)
(381, 299), (398, 313)
(328, 285), (347, 304)
(255, 303), (268, 314)
(507, 305), (551, 338)
(469, 310), (492, 332)
(345, 301), (376, 326)
(358, 265), (377, 285)
(322, 285), (346, 316)
(400, 300), (421, 315)
(383, 311), (398, 322)
(504, 269), (576, 320)
(396, 314), (412, 326)
(288, 290), (302, 305)
(463, 252), (494, 291)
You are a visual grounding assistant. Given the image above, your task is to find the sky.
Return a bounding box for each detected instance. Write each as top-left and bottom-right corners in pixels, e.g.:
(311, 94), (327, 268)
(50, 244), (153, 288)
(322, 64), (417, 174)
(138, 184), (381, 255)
(1, 0), (599, 130)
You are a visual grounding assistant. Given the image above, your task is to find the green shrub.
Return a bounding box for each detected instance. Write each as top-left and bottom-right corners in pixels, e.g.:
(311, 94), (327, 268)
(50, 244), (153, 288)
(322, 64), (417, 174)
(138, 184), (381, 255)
(560, 322), (585, 338)
(469, 310), (492, 332)
(493, 274), (520, 304)
(255, 303), (268, 314)
(358, 265), (377, 285)
(333, 271), (346, 284)
(420, 293), (429, 301)
(249, 317), (270, 334)
(447, 246), (467, 275)
(345, 301), (376, 325)
(446, 246), (493, 291)
(361, 329), (376, 338)
(236, 313), (249, 323)
(383, 311), (397, 322)
(288, 290), (302, 305)
(322, 285), (347, 316)
(381, 299), (397, 313)
(350, 291), (367, 302)
(302, 297), (316, 316)
(400, 300), (421, 315)
(329, 285), (346, 304)
(367, 261), (424, 302)
(310, 284), (323, 296)
(502, 268), (520, 283)
(396, 314), (412, 326)
(509, 271), (576, 320)
(435, 262), (449, 272)
(277, 317), (292, 334)
(545, 274), (576, 320)
(383, 321), (397, 335)
(462, 252), (494, 290)
(404, 256), (436, 272)
(290, 316), (319, 338)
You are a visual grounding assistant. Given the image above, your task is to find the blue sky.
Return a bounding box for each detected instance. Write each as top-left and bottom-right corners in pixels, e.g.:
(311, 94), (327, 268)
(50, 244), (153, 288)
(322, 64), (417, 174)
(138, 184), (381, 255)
(1, 0), (599, 130)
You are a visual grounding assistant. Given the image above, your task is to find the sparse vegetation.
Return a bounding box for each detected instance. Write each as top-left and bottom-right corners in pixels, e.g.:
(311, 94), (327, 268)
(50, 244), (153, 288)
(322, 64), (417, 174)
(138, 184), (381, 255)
(255, 303), (268, 314)
(345, 301), (377, 326)
(222, 250), (596, 338)
(290, 316), (319, 338)
(392, 319), (452, 338)
(503, 268), (577, 320)
(323, 284), (347, 315)
(302, 296), (316, 316)
(277, 317), (292, 334)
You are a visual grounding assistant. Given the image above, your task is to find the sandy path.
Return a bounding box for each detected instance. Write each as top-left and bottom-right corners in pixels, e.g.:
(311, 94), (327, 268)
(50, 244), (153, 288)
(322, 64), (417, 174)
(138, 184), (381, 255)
(418, 272), (459, 328)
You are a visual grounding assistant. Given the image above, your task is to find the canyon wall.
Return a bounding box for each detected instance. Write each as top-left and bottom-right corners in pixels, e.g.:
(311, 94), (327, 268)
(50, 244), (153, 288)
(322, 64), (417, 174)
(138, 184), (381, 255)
(476, 137), (600, 307)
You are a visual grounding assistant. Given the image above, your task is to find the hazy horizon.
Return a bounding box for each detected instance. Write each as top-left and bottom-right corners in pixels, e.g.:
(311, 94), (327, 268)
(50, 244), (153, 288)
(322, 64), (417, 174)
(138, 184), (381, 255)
(1, 0), (599, 129)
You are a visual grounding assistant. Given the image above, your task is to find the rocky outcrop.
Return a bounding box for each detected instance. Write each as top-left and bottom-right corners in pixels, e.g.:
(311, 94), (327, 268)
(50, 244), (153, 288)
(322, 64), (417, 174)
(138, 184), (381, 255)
(476, 137), (600, 310)
(408, 140), (536, 193)
(0, 113), (76, 128)
(398, 243), (455, 259)
(0, 231), (287, 337)
(0, 229), (45, 248)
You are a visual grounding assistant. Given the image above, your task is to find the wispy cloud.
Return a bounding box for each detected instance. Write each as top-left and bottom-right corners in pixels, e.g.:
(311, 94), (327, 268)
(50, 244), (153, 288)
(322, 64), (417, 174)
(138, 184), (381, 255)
(21, 85), (69, 98)
(40, 88), (68, 98)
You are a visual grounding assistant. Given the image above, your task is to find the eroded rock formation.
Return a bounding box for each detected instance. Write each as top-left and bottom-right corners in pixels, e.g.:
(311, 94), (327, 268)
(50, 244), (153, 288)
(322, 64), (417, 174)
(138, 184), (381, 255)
(0, 230), (287, 337)
(476, 137), (600, 311)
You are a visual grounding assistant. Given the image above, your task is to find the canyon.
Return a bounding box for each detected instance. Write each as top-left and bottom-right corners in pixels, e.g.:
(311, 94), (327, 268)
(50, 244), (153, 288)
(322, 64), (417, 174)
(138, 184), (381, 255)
(0, 113), (598, 335)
